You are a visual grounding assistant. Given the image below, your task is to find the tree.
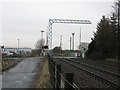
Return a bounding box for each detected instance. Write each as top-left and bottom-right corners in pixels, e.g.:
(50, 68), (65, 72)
(111, 0), (120, 59)
(86, 1), (120, 60)
(109, 13), (118, 58)
(87, 16), (112, 59)
(95, 16), (111, 58)
(35, 39), (45, 49)
(52, 46), (61, 54)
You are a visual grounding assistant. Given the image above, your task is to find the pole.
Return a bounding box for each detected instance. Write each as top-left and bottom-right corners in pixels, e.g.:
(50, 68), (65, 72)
(60, 35), (62, 53)
(117, 1), (120, 59)
(41, 30), (44, 46)
(1, 45), (4, 54)
(72, 33), (75, 50)
(60, 35), (62, 49)
(46, 26), (48, 46)
(18, 39), (19, 52)
(56, 65), (61, 89)
(70, 37), (71, 50)
(65, 73), (73, 90)
(41, 30), (44, 56)
(79, 28), (81, 50)
(41, 31), (44, 39)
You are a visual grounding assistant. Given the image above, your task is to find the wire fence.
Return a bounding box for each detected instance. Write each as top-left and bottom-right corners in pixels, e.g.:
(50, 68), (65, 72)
(47, 54), (80, 90)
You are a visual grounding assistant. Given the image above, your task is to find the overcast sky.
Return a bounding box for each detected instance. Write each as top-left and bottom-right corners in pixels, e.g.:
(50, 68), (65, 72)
(0, 0), (115, 49)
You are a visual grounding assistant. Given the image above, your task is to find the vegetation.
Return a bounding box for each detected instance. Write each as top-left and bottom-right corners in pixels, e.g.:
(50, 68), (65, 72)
(35, 59), (51, 88)
(34, 39), (45, 56)
(86, 1), (120, 60)
(31, 49), (41, 56)
(52, 46), (61, 53)
(35, 39), (45, 49)
(0, 57), (16, 71)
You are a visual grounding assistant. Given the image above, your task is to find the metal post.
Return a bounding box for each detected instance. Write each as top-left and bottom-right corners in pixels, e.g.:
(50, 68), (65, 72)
(72, 33), (75, 50)
(46, 26), (49, 46)
(1, 45), (4, 63)
(65, 73), (73, 90)
(41, 30), (44, 55)
(79, 28), (81, 50)
(53, 61), (56, 88)
(18, 39), (19, 53)
(48, 22), (53, 49)
(1, 45), (4, 55)
(60, 35), (62, 53)
(118, 1), (120, 59)
(41, 31), (44, 39)
(70, 37), (71, 50)
(56, 64), (61, 89)
(41, 30), (44, 46)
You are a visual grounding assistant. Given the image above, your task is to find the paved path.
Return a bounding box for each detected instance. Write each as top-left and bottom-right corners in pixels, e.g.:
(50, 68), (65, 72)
(2, 57), (43, 88)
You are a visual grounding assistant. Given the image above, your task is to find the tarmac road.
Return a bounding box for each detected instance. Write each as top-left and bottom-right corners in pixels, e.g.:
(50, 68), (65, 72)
(2, 57), (44, 88)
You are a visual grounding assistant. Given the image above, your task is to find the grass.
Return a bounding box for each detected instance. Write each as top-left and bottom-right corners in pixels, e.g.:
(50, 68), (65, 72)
(0, 57), (17, 71)
(105, 58), (120, 62)
(35, 58), (52, 88)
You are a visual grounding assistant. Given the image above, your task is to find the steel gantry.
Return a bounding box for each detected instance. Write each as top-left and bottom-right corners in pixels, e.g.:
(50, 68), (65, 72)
(47, 19), (91, 49)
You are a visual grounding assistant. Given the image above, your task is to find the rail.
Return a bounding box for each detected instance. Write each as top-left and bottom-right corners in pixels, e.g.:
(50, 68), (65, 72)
(63, 58), (120, 77)
(58, 58), (120, 89)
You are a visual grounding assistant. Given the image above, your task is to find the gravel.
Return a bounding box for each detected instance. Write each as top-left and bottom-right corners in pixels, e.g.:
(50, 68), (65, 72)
(53, 58), (112, 88)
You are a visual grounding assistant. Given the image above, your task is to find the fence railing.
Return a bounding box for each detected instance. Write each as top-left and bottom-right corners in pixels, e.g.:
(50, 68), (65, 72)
(47, 54), (80, 90)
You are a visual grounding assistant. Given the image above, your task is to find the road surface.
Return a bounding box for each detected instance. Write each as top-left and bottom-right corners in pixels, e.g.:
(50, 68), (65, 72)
(2, 57), (44, 88)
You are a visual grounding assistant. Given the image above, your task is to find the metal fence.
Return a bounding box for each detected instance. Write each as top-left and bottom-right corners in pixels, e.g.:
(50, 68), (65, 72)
(47, 54), (80, 90)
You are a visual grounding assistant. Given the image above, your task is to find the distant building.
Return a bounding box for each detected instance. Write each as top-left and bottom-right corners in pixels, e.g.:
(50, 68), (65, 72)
(78, 42), (89, 58)
(78, 42), (89, 51)
(0, 48), (32, 56)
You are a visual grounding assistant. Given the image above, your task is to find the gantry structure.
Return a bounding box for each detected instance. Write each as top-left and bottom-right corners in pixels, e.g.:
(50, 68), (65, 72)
(47, 19), (91, 49)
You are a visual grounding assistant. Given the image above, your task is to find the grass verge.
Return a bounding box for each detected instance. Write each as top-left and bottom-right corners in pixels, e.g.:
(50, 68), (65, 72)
(35, 58), (52, 88)
(0, 57), (17, 71)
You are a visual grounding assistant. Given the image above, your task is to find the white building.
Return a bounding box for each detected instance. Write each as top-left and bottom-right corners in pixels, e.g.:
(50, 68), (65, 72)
(78, 42), (89, 58)
(78, 42), (89, 51)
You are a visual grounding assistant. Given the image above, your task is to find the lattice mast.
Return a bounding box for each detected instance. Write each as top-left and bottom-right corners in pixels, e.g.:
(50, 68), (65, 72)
(47, 19), (91, 49)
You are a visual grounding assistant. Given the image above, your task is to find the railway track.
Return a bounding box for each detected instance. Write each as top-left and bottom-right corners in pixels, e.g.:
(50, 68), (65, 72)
(64, 58), (120, 77)
(74, 58), (120, 73)
(56, 58), (120, 89)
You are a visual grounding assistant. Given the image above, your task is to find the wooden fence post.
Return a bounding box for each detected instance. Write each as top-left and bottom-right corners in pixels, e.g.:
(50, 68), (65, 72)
(65, 73), (73, 90)
(53, 61), (56, 88)
(56, 64), (61, 89)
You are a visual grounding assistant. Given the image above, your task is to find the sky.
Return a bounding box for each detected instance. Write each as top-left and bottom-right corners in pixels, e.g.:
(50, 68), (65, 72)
(0, 0), (116, 49)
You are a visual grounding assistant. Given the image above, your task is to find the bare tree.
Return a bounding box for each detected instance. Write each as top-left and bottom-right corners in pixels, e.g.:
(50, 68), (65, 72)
(35, 39), (45, 49)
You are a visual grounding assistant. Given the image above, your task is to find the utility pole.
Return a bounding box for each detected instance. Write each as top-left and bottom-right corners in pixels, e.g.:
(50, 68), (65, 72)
(60, 35), (62, 49)
(79, 28), (81, 50)
(41, 30), (44, 56)
(41, 30), (44, 46)
(70, 37), (71, 50)
(60, 35), (62, 53)
(41, 31), (44, 39)
(18, 39), (19, 52)
(46, 26), (48, 46)
(72, 33), (75, 50)
(1, 45), (4, 54)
